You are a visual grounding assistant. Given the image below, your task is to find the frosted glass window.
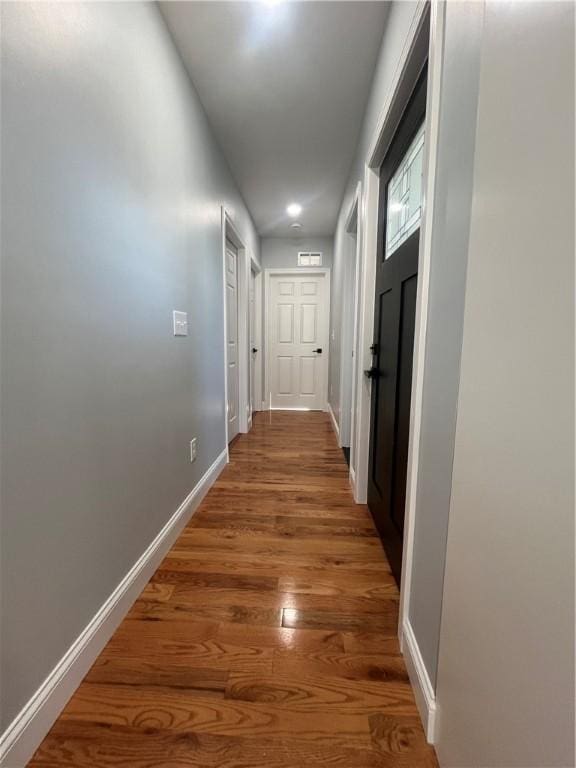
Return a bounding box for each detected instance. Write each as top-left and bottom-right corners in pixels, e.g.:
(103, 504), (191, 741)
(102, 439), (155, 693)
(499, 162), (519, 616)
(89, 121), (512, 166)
(385, 123), (425, 259)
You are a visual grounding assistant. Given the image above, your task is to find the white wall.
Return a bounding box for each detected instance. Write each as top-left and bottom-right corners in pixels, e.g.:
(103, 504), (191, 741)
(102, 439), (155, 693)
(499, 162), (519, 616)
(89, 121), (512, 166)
(435, 2), (575, 765)
(1, 0), (258, 734)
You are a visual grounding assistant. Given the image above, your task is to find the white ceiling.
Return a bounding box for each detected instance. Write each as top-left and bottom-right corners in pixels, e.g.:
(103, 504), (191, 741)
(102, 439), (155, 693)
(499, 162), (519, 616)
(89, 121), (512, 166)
(159, 1), (389, 237)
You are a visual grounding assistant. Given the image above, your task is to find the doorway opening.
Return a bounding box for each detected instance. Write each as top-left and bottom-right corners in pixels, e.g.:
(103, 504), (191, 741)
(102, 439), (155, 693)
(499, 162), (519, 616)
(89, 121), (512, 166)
(249, 264), (263, 422)
(339, 211), (359, 452)
(224, 238), (239, 443)
(366, 68), (427, 586)
(342, 183), (363, 484)
(222, 209), (260, 446)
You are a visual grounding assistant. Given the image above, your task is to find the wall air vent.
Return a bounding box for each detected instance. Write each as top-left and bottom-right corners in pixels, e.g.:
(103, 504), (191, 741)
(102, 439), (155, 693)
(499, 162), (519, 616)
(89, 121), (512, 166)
(297, 252), (322, 267)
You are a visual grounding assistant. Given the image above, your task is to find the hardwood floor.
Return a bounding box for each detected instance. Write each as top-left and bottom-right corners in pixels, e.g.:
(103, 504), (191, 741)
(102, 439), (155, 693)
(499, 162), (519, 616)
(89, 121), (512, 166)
(28, 411), (438, 767)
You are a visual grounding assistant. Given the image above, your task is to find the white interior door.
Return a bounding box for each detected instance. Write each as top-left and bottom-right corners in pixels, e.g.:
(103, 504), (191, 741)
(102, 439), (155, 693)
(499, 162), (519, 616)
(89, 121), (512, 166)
(267, 271), (329, 410)
(225, 241), (239, 442)
(249, 269), (256, 419)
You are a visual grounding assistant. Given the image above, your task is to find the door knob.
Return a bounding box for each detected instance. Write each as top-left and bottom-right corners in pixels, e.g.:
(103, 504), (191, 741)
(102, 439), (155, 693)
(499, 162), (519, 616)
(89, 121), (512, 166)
(364, 367), (378, 379)
(252, 347), (258, 353)
(314, 348), (322, 354)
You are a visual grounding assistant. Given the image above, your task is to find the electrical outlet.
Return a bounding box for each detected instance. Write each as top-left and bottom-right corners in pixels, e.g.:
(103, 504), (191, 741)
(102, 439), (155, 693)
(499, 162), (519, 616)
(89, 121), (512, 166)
(190, 438), (198, 463)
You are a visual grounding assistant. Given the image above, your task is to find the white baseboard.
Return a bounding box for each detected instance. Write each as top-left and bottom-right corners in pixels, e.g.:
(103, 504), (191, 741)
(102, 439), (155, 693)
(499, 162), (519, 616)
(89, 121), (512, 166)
(402, 619), (437, 743)
(327, 402), (340, 442)
(0, 448), (228, 768)
(349, 465), (357, 498)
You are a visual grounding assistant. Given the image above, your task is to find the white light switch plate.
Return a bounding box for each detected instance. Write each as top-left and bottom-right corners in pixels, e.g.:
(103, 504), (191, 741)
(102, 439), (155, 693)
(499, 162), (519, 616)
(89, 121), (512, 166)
(173, 310), (188, 336)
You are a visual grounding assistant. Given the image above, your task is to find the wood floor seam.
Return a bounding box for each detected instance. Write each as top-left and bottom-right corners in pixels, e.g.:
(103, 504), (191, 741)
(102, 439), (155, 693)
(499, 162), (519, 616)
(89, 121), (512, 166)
(27, 411), (438, 767)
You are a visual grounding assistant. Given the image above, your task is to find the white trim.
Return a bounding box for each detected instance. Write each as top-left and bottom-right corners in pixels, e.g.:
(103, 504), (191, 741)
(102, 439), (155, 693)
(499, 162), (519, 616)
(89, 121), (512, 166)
(222, 208), (252, 442)
(269, 406), (323, 412)
(353, 164), (378, 504)
(250, 258), (263, 416)
(344, 183), (361, 234)
(0, 449), (228, 768)
(349, 465), (357, 498)
(402, 619), (437, 743)
(399, 0), (446, 639)
(344, 182), (363, 492)
(237, 245), (249, 435)
(337, 186), (360, 452)
(263, 268), (332, 275)
(221, 209), (230, 453)
(328, 401), (340, 440)
(263, 268), (331, 412)
(250, 253), (262, 274)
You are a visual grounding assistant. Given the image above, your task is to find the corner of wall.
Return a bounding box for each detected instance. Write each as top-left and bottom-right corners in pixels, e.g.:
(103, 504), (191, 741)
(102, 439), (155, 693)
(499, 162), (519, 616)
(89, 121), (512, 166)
(402, 619), (438, 743)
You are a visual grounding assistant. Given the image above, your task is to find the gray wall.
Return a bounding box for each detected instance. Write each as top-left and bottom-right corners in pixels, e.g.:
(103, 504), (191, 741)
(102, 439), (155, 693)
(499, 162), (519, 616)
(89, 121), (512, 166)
(407, 0), (484, 689)
(260, 237), (333, 270)
(435, 1), (575, 765)
(329, 1), (419, 425)
(0, 1), (258, 731)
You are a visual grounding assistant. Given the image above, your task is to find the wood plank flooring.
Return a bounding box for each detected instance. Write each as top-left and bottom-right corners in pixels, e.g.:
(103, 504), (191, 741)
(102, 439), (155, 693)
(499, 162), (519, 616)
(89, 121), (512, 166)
(28, 411), (438, 767)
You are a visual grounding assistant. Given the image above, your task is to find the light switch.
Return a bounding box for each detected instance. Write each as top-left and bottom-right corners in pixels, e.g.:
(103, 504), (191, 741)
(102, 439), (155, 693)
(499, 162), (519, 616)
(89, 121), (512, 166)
(173, 310), (188, 336)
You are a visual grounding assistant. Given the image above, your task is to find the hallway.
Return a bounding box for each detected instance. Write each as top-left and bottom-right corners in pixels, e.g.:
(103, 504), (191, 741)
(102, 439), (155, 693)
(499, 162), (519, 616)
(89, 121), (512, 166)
(28, 412), (437, 767)
(1, 2), (574, 765)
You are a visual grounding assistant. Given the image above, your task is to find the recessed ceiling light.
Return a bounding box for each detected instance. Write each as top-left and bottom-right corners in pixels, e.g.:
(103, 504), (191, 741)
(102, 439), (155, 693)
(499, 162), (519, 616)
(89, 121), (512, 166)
(286, 203), (302, 218)
(290, 222), (302, 230)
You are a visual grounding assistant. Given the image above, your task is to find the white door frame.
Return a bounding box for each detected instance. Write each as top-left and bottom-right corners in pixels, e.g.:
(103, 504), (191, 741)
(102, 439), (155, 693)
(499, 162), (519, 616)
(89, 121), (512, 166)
(349, 0), (445, 641)
(221, 207), (255, 451)
(344, 182), (363, 496)
(337, 189), (360, 452)
(264, 268), (331, 411)
(249, 259), (263, 423)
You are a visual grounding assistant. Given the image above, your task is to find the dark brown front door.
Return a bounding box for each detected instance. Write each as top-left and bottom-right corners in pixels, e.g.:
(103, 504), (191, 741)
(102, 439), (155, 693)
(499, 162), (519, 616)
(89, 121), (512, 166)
(367, 70), (427, 586)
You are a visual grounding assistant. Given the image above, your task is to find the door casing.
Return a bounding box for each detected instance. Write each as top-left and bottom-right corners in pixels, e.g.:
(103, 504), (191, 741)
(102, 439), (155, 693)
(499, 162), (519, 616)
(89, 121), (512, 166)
(367, 66), (427, 586)
(342, 182), (363, 493)
(264, 268), (331, 411)
(224, 239), (240, 443)
(249, 267), (260, 426)
(338, 215), (359, 450)
(221, 208), (261, 451)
